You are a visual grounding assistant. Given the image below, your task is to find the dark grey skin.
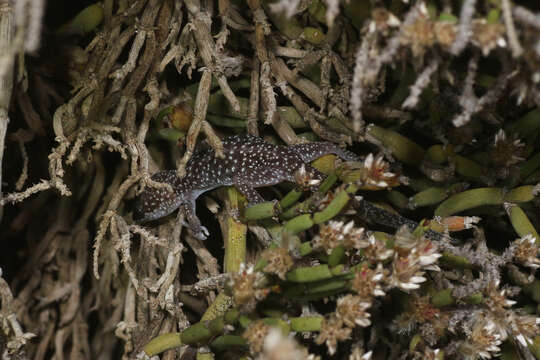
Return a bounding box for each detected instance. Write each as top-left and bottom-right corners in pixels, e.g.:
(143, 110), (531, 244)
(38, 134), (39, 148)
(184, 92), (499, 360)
(134, 134), (359, 239)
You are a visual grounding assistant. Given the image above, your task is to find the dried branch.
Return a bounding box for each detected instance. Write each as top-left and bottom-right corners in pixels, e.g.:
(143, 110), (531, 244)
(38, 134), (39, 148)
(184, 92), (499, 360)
(402, 58), (439, 109)
(514, 5), (540, 28)
(180, 274), (229, 295)
(177, 69), (212, 175)
(0, 0), (14, 220)
(450, 0), (476, 55)
(349, 33), (372, 133)
(247, 59), (260, 135)
(185, 0), (241, 112)
(501, 0), (523, 58)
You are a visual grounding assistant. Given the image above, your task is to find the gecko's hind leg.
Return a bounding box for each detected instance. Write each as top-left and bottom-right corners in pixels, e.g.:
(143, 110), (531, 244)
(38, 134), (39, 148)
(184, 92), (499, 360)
(290, 142), (360, 163)
(235, 183), (265, 206)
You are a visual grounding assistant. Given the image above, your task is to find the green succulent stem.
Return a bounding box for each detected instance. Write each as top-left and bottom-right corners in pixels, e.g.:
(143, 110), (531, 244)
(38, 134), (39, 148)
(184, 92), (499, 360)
(303, 26), (327, 44)
(312, 185), (354, 224)
(504, 203), (540, 241)
(409, 187), (448, 209)
(201, 292), (234, 322)
(196, 352), (215, 360)
(431, 289), (483, 307)
(223, 187), (247, 273)
(281, 173), (339, 220)
(143, 309), (240, 356)
(244, 201), (281, 221)
(386, 190), (409, 209)
(504, 185), (536, 203)
(280, 188), (304, 209)
(366, 124), (425, 166)
(262, 318), (291, 334)
(520, 151), (540, 180)
(425, 145), (483, 180)
(290, 316), (323, 332)
(209, 335), (248, 352)
(284, 183), (358, 233)
(435, 188), (504, 216)
(286, 264), (333, 282)
(328, 245), (345, 267)
(284, 214), (314, 234)
(143, 333), (182, 357)
(206, 114), (247, 128)
(528, 337), (540, 360)
(523, 280), (540, 304)
(262, 1), (303, 38)
(440, 251), (473, 269)
(283, 278), (350, 299)
(278, 106), (307, 128)
(57, 3), (103, 35)
(299, 242), (313, 256)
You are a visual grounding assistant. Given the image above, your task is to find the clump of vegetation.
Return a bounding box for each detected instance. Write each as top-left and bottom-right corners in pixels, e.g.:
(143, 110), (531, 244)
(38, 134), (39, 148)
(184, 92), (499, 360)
(0, 0), (540, 359)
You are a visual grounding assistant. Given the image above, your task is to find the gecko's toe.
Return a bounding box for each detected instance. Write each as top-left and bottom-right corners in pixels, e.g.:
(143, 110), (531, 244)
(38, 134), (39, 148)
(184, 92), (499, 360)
(202, 226), (210, 237)
(192, 226), (209, 240)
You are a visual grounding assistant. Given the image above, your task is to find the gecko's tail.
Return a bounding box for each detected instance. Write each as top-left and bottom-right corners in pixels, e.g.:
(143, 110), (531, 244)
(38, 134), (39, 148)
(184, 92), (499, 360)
(290, 142), (360, 163)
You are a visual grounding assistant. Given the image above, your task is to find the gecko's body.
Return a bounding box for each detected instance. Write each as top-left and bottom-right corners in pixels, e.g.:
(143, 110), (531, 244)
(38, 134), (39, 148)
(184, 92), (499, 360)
(134, 134), (359, 239)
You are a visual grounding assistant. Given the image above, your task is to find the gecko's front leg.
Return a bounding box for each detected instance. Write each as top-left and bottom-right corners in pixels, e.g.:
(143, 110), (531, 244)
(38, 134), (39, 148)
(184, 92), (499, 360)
(181, 201), (209, 240)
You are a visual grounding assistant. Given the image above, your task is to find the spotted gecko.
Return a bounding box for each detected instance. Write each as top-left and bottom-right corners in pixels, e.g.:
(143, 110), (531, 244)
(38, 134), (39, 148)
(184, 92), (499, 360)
(134, 134), (359, 239)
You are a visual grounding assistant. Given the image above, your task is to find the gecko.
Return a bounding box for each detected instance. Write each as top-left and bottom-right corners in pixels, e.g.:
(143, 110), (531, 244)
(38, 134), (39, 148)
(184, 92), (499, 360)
(134, 134), (360, 239)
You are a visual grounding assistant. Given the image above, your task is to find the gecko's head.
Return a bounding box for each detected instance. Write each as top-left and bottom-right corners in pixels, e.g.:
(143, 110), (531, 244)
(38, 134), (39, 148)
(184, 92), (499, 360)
(133, 171), (184, 223)
(133, 185), (183, 223)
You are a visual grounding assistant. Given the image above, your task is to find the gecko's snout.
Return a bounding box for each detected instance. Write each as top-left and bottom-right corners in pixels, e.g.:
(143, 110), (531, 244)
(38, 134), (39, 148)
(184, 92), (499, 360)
(133, 198), (152, 223)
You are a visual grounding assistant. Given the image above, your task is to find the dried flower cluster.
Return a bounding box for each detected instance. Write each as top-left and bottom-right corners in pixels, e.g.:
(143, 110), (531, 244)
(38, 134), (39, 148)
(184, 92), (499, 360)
(259, 328), (319, 360)
(312, 220), (367, 254)
(513, 234), (540, 268)
(230, 218), (540, 358)
(491, 129), (526, 167)
(400, 2), (508, 56)
(359, 153), (401, 189)
(260, 246), (294, 280)
(229, 264), (270, 312)
(315, 316), (352, 356)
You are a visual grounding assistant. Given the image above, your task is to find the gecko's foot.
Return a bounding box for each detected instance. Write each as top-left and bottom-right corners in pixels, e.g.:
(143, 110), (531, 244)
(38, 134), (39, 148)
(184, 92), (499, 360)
(190, 225), (209, 240)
